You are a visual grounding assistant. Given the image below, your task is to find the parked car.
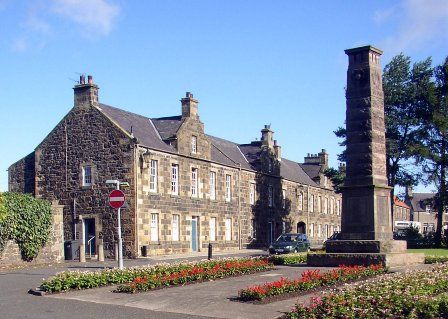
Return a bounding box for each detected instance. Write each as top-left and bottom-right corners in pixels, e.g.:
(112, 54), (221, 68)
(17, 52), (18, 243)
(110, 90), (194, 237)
(322, 231), (341, 250)
(268, 233), (310, 254)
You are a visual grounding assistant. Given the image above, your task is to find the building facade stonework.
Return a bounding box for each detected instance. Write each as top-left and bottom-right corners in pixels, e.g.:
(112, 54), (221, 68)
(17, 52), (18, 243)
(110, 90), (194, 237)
(9, 77), (341, 258)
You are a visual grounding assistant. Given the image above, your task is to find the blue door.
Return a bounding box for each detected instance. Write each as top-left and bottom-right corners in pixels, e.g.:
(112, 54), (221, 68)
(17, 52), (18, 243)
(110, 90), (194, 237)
(191, 218), (198, 251)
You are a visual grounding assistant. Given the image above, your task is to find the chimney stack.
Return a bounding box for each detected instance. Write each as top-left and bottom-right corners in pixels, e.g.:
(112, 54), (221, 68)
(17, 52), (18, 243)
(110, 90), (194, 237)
(261, 125), (274, 149)
(318, 149), (329, 169)
(181, 92), (199, 118)
(73, 74), (99, 108)
(274, 140), (282, 161)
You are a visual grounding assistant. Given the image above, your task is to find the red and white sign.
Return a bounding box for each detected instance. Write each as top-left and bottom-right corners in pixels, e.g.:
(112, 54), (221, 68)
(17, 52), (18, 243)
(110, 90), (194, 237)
(108, 190), (125, 209)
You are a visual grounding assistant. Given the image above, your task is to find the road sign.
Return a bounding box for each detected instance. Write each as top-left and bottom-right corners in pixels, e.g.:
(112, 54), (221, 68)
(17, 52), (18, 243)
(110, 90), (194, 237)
(109, 189), (125, 209)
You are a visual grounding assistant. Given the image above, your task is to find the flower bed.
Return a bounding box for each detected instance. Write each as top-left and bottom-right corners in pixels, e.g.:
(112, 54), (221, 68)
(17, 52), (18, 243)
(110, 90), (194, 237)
(238, 264), (385, 301)
(116, 258), (272, 293)
(286, 263), (448, 319)
(40, 257), (273, 293)
(268, 253), (307, 265)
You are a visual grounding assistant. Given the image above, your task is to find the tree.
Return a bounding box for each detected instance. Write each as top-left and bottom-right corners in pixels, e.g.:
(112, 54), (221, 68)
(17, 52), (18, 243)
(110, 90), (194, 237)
(412, 57), (448, 247)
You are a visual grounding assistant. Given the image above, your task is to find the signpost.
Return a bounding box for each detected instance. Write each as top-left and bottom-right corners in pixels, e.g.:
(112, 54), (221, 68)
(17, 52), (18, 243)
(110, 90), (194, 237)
(108, 186), (126, 269)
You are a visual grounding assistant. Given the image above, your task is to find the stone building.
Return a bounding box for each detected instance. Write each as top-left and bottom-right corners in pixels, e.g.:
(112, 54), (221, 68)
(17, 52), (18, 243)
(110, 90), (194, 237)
(393, 196), (411, 223)
(405, 187), (448, 234)
(8, 76), (341, 258)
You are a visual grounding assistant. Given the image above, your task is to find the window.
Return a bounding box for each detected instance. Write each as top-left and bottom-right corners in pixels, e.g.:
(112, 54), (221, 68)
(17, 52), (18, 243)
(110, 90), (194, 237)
(336, 200), (341, 215)
(249, 183), (256, 205)
(268, 185), (273, 207)
(82, 165), (92, 186)
(426, 205), (432, 213)
(225, 218), (232, 241)
(191, 135), (197, 153)
(309, 195), (314, 213)
(309, 223), (314, 238)
(172, 215), (179, 241)
(298, 193), (303, 210)
(268, 158), (273, 172)
(317, 224), (322, 237)
(210, 217), (216, 241)
(317, 196), (322, 213)
(323, 197), (328, 214)
(325, 224), (329, 238)
(209, 171), (216, 200)
(225, 174), (231, 202)
(149, 160), (158, 192)
(171, 164), (179, 195)
(191, 168), (198, 197)
(282, 189), (286, 209)
(282, 221), (286, 233)
(150, 213), (159, 242)
(330, 197), (334, 214)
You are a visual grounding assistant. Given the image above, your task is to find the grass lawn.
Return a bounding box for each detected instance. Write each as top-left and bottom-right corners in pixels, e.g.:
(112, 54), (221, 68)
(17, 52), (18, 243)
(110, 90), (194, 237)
(407, 248), (448, 256)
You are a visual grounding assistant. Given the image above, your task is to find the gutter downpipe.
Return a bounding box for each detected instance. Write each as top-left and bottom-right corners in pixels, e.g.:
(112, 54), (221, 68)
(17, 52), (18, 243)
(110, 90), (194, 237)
(238, 163), (242, 250)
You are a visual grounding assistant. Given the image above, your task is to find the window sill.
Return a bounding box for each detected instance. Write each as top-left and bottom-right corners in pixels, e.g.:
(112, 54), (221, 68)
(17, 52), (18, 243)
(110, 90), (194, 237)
(80, 185), (93, 190)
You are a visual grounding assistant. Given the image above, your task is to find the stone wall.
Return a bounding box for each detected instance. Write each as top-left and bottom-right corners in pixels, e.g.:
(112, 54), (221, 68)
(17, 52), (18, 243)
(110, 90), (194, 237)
(34, 103), (136, 258)
(8, 152), (35, 195)
(0, 203), (64, 267)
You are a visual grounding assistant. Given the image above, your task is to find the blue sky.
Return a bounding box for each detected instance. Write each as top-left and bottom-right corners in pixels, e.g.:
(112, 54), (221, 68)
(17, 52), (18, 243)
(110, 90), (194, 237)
(1, 0), (447, 194)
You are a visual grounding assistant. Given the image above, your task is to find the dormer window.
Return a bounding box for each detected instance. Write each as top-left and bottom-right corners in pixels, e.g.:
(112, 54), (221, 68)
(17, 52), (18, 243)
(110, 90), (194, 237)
(191, 136), (197, 154)
(82, 165), (92, 186)
(425, 205), (432, 213)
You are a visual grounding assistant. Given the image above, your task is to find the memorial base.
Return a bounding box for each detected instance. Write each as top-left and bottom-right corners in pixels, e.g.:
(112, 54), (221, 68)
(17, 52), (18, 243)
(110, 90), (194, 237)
(307, 252), (425, 268)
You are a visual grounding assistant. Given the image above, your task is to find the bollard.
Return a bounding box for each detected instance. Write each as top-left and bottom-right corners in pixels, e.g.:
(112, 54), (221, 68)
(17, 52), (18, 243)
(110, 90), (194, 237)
(114, 243), (119, 261)
(98, 239), (105, 262)
(208, 243), (213, 260)
(79, 244), (86, 263)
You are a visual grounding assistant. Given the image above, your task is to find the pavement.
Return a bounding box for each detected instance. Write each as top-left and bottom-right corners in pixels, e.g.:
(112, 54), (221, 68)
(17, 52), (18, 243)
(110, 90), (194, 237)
(1, 249), (296, 319)
(2, 249), (429, 319)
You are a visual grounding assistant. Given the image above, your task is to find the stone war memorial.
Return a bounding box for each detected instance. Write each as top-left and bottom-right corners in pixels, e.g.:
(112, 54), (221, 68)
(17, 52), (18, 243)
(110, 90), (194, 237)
(308, 45), (425, 267)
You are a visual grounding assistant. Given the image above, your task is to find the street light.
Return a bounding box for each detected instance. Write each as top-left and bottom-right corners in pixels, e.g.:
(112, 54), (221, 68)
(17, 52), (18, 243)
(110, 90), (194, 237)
(106, 179), (129, 269)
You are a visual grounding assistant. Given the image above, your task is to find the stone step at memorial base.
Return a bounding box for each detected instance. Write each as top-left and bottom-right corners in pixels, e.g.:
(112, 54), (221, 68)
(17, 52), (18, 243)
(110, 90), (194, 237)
(307, 252), (425, 268)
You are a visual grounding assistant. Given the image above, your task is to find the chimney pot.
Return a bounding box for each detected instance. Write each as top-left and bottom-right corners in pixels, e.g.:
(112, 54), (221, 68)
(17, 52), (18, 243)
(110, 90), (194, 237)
(79, 75), (85, 84)
(87, 75), (93, 84)
(274, 140), (278, 146)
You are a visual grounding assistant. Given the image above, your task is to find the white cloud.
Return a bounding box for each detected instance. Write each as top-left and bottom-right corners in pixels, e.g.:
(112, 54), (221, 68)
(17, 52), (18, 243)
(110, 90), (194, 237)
(375, 0), (448, 53)
(52, 0), (120, 36)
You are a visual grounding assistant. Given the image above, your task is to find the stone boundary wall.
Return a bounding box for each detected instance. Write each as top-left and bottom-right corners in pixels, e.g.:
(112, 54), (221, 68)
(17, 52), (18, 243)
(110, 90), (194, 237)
(0, 203), (64, 267)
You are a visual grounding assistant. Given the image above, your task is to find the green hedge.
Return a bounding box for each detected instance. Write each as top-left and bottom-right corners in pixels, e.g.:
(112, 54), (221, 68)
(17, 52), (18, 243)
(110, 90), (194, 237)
(268, 253), (307, 265)
(426, 255), (448, 264)
(0, 192), (52, 261)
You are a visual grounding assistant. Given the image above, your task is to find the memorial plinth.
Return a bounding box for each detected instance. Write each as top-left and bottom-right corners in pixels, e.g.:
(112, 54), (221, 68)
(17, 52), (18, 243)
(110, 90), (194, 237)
(308, 45), (424, 268)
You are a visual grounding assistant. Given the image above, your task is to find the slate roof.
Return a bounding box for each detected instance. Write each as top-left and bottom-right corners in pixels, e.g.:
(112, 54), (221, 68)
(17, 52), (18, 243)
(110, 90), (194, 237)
(97, 103), (320, 188)
(409, 193), (436, 212)
(98, 103), (176, 153)
(300, 163), (322, 181)
(151, 116), (183, 140)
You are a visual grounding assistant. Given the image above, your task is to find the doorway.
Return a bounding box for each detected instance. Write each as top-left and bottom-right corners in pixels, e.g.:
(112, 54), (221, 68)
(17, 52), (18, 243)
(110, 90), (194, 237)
(268, 222), (273, 244)
(83, 218), (96, 257)
(191, 217), (199, 252)
(297, 221), (306, 234)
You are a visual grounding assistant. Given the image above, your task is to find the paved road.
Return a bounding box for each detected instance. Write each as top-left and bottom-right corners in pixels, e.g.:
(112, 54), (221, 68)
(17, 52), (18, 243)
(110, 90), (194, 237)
(0, 250), (271, 319)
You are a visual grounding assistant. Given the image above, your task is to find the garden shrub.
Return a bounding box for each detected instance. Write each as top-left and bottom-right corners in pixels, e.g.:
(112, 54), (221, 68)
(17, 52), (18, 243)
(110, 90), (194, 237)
(425, 255), (448, 264)
(268, 253), (307, 265)
(0, 192), (52, 261)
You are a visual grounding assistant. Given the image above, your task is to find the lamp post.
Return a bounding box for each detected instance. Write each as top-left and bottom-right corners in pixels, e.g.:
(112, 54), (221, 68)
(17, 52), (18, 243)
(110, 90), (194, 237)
(106, 179), (129, 270)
